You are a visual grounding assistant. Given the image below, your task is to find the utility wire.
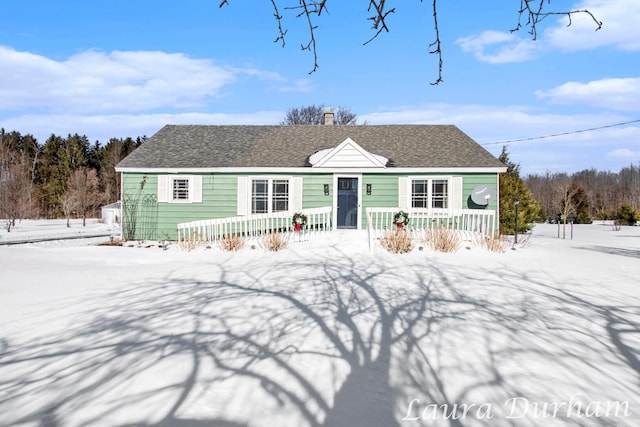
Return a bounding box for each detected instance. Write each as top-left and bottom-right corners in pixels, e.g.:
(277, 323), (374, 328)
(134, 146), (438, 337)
(481, 118), (640, 146)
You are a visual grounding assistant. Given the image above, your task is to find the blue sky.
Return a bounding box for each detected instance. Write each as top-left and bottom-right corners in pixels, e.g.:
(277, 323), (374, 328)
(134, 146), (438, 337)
(1, 0), (638, 175)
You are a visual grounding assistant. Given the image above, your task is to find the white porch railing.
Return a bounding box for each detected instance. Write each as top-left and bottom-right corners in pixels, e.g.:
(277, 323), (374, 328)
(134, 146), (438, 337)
(177, 206), (333, 243)
(366, 207), (497, 250)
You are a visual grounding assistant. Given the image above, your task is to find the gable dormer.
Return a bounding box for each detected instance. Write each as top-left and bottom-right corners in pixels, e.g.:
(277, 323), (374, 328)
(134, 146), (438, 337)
(309, 137), (388, 168)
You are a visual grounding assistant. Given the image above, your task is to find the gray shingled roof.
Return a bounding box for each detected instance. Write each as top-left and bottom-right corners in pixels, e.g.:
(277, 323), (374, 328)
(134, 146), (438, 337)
(116, 125), (505, 169)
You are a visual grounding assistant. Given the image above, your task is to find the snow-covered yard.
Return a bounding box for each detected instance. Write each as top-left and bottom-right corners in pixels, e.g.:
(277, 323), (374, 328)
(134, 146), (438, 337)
(0, 218), (119, 245)
(1, 221), (639, 426)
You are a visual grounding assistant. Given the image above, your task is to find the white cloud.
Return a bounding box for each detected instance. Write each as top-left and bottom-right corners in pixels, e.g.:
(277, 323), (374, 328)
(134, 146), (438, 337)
(0, 47), (290, 114)
(456, 30), (539, 63)
(544, 0), (640, 51)
(536, 77), (640, 110)
(606, 148), (640, 160)
(360, 104), (640, 174)
(2, 103), (638, 175)
(458, 0), (640, 63)
(278, 79), (313, 93)
(0, 111), (285, 144)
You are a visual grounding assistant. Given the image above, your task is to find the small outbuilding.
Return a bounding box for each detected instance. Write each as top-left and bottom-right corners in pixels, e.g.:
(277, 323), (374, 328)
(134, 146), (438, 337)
(101, 201), (121, 225)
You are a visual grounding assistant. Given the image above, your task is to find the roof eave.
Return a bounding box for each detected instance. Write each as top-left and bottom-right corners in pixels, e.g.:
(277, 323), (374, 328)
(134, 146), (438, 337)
(115, 166), (507, 174)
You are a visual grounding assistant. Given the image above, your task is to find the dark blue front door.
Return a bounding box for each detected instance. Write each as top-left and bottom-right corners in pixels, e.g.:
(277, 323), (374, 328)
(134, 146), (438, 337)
(337, 178), (358, 229)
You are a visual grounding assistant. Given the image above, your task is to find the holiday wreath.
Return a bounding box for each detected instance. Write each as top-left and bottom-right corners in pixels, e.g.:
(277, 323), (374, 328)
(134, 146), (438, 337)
(393, 210), (410, 225)
(292, 212), (308, 231)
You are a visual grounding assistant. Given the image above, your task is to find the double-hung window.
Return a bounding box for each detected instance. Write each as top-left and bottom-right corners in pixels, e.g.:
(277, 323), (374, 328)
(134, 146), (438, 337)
(158, 175), (203, 203)
(238, 176), (301, 216)
(172, 178), (190, 201)
(271, 179), (289, 212)
(252, 179), (269, 213)
(404, 177), (456, 210)
(431, 179), (448, 209)
(411, 180), (429, 208)
(251, 178), (290, 214)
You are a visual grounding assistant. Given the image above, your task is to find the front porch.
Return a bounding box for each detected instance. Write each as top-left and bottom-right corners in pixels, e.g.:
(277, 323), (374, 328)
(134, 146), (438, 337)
(176, 207), (497, 249)
(366, 207), (497, 250)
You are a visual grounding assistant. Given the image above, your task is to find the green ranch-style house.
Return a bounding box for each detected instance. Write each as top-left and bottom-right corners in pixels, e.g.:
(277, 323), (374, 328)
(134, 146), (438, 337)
(115, 111), (507, 243)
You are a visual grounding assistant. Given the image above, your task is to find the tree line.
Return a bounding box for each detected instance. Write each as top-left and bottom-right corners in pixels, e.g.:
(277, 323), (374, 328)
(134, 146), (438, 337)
(483, 147), (639, 236)
(0, 128), (144, 230)
(525, 165), (640, 225)
(2, 114), (637, 234)
(0, 105), (354, 231)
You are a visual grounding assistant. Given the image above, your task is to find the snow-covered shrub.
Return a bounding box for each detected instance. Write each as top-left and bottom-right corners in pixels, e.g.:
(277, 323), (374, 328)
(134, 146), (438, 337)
(424, 227), (461, 253)
(478, 234), (508, 253)
(259, 232), (289, 252)
(380, 229), (414, 254)
(219, 233), (245, 252)
(178, 231), (206, 252)
(98, 238), (123, 247)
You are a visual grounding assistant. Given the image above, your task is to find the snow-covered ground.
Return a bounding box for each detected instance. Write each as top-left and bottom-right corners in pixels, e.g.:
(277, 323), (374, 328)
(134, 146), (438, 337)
(0, 218), (119, 245)
(0, 221), (639, 427)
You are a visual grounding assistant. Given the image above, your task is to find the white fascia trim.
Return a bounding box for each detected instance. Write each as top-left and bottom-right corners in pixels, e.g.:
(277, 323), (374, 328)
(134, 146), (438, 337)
(116, 166), (507, 174)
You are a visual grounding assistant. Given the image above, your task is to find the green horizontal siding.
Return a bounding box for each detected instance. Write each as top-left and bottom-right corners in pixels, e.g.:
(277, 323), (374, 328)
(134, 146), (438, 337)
(361, 173), (499, 229)
(121, 172), (499, 238)
(302, 174), (333, 209)
(461, 173), (500, 211)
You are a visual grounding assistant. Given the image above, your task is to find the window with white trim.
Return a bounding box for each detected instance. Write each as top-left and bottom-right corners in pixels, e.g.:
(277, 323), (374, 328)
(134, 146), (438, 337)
(411, 178), (449, 209)
(251, 178), (290, 214)
(157, 175), (203, 204)
(431, 179), (448, 208)
(172, 178), (190, 201)
(272, 179), (289, 212)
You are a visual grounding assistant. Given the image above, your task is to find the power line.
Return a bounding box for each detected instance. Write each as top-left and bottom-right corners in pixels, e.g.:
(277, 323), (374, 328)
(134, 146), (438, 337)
(481, 118), (640, 146)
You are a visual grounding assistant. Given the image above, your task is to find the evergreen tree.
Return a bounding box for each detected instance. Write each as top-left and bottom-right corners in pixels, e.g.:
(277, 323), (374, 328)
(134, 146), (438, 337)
(568, 183), (592, 224)
(87, 140), (103, 172)
(616, 205), (637, 226)
(35, 133), (90, 217)
(36, 134), (65, 217)
(498, 146), (542, 235)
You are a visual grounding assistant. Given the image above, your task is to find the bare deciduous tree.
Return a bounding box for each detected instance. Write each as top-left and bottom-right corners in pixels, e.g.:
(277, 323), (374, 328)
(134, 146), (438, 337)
(0, 162), (33, 231)
(281, 104), (358, 125)
(219, 1), (602, 84)
(60, 190), (75, 228)
(526, 165), (640, 222)
(0, 130), (35, 231)
(552, 176), (579, 239)
(62, 168), (102, 227)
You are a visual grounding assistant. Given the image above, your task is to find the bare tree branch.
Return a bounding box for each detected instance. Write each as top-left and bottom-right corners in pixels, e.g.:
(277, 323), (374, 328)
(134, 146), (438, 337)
(513, 0), (602, 39)
(270, 0), (287, 47)
(294, 0), (320, 74)
(363, 0), (395, 45)
(428, 0), (443, 86)
(219, 1), (602, 84)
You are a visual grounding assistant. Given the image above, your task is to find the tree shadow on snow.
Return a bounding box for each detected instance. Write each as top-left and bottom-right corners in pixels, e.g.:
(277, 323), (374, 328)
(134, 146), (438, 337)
(576, 245), (640, 258)
(1, 246), (639, 426)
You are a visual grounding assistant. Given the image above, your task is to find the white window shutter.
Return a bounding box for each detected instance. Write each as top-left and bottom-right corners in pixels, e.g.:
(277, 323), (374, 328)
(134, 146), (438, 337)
(451, 177), (463, 210)
(398, 177), (409, 209)
(237, 177), (249, 215)
(291, 177), (303, 212)
(191, 175), (203, 203)
(157, 175), (169, 203)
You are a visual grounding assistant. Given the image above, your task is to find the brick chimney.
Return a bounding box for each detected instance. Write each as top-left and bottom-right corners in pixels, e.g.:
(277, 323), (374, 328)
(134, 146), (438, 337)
(323, 109), (334, 126)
